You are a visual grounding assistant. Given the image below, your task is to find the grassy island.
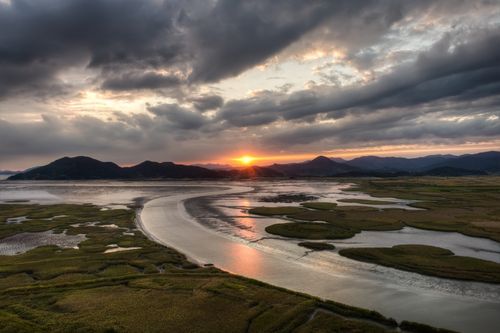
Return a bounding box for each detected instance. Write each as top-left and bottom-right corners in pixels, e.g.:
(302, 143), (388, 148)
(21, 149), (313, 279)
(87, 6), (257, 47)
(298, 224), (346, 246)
(300, 202), (337, 210)
(339, 244), (500, 284)
(337, 198), (394, 205)
(298, 242), (336, 251)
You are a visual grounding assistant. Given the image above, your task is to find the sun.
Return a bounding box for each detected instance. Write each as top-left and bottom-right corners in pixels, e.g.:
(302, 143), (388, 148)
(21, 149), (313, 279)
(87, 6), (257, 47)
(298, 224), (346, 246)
(238, 155), (255, 165)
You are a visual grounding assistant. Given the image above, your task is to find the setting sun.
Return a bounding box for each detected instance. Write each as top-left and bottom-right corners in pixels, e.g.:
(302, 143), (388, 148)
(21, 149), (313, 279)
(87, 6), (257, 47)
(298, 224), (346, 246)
(238, 155), (255, 165)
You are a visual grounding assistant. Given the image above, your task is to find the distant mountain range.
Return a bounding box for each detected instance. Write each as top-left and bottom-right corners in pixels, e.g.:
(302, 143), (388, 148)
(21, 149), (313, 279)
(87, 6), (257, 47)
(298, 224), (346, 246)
(268, 156), (358, 176)
(6, 151), (500, 180)
(344, 154), (456, 172)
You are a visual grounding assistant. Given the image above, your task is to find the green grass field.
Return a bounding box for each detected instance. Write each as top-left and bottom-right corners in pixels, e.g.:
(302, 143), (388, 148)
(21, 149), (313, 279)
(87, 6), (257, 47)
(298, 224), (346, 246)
(0, 203), (450, 332)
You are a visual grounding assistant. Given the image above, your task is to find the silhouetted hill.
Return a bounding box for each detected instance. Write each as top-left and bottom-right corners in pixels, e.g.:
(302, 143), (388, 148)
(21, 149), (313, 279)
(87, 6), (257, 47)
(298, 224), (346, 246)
(7, 156), (282, 180)
(7, 151), (499, 180)
(426, 151), (500, 173)
(123, 161), (220, 178)
(9, 156), (222, 180)
(192, 163), (233, 170)
(345, 155), (456, 172)
(269, 156), (358, 176)
(8, 156), (123, 180)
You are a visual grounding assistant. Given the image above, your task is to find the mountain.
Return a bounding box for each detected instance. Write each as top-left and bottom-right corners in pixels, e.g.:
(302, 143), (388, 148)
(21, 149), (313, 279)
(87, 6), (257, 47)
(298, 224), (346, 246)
(192, 163), (233, 170)
(426, 151), (500, 173)
(8, 156), (222, 180)
(8, 156), (123, 180)
(269, 156), (358, 177)
(7, 156), (281, 180)
(6, 151), (499, 180)
(123, 161), (221, 178)
(345, 155), (456, 172)
(330, 157), (347, 163)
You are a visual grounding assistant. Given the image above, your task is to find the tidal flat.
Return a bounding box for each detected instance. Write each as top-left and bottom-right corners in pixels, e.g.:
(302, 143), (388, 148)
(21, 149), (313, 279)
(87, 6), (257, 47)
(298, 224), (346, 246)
(0, 179), (499, 332)
(249, 177), (500, 283)
(1, 203), (422, 333)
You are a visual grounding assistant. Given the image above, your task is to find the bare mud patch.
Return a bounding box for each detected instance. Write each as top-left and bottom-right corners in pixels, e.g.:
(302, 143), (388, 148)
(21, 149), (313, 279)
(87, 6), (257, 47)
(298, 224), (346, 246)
(0, 230), (86, 255)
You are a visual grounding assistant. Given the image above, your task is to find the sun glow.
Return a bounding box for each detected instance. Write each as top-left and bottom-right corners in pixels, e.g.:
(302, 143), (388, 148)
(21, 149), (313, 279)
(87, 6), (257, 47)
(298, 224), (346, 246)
(237, 155), (255, 165)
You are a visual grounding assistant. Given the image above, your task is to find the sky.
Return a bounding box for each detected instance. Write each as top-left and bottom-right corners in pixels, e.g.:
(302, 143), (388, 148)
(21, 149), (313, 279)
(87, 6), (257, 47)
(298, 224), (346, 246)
(1, 0), (500, 169)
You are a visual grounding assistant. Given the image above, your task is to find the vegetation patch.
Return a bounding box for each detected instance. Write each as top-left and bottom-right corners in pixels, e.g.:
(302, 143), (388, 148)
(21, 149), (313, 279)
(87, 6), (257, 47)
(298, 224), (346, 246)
(248, 206), (307, 216)
(400, 320), (457, 333)
(338, 198), (394, 205)
(250, 204), (402, 239)
(0, 203), (446, 332)
(298, 242), (335, 251)
(339, 244), (500, 284)
(259, 194), (318, 203)
(265, 223), (355, 240)
(300, 202), (337, 210)
(250, 177), (500, 244)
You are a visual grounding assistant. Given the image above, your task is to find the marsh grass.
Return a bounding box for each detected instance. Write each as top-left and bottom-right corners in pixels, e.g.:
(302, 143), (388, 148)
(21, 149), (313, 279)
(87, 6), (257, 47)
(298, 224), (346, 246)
(339, 244), (500, 284)
(250, 176), (500, 242)
(337, 198), (394, 205)
(0, 203), (437, 332)
(298, 242), (335, 251)
(300, 202), (337, 210)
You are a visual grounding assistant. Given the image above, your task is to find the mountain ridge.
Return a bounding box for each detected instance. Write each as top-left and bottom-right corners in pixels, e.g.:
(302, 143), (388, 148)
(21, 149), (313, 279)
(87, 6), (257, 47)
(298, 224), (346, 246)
(6, 151), (500, 180)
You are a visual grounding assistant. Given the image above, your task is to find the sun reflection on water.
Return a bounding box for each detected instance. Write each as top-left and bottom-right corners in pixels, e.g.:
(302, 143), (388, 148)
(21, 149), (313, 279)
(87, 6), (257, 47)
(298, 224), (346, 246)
(226, 242), (262, 277)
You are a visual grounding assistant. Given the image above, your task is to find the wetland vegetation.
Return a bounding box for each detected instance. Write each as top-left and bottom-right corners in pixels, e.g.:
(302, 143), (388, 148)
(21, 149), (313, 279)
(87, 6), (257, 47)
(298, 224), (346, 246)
(0, 203), (449, 332)
(337, 198), (394, 205)
(300, 202), (338, 211)
(339, 244), (500, 284)
(298, 242), (335, 251)
(251, 177), (500, 242)
(250, 177), (500, 282)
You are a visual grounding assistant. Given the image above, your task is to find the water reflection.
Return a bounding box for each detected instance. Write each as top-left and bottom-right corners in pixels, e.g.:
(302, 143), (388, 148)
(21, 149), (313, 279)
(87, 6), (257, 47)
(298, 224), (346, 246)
(225, 242), (263, 277)
(232, 198), (259, 240)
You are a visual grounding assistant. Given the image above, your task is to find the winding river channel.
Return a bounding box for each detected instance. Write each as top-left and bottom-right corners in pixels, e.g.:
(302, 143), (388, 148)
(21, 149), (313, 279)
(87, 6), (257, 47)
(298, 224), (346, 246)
(1, 180), (500, 333)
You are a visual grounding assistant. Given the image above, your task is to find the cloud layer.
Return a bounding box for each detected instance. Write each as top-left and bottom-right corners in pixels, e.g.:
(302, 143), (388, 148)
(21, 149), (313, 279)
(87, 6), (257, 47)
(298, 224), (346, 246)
(0, 0), (499, 167)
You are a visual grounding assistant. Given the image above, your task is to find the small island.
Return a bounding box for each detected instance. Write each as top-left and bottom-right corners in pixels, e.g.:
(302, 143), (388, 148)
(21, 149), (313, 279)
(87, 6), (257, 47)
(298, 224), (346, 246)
(339, 244), (500, 284)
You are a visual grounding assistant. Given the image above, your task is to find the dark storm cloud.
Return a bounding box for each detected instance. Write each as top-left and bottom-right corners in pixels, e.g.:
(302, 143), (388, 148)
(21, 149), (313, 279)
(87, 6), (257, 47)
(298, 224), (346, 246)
(190, 95), (224, 112)
(0, 0), (185, 97)
(187, 0), (460, 83)
(147, 103), (207, 129)
(263, 110), (500, 148)
(187, 0), (337, 82)
(101, 72), (182, 91)
(216, 94), (280, 127)
(0, 0), (445, 97)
